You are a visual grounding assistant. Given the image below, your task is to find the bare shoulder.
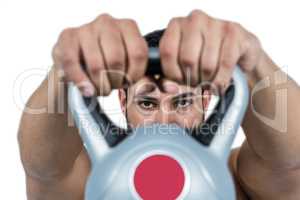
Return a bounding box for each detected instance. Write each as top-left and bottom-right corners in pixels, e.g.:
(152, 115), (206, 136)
(26, 148), (91, 200)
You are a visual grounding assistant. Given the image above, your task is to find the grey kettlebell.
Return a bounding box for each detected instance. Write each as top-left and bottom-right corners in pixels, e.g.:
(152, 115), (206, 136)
(68, 47), (249, 200)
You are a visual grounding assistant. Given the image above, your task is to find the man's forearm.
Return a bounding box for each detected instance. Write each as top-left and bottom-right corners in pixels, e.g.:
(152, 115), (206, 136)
(18, 66), (83, 181)
(242, 51), (300, 169)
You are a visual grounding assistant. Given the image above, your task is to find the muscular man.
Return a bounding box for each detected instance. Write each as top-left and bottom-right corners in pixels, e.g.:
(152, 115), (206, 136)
(18, 10), (300, 199)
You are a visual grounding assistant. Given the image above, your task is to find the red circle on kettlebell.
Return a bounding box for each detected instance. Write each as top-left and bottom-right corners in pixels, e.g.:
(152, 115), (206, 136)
(133, 154), (185, 200)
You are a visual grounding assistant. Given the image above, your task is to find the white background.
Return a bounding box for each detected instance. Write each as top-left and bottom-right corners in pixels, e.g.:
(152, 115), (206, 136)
(1, 0), (299, 199)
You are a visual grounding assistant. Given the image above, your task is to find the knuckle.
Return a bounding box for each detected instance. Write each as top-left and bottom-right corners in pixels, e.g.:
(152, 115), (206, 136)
(78, 24), (92, 37)
(121, 18), (138, 28)
(214, 76), (227, 86)
(186, 17), (198, 29)
(124, 73), (133, 83)
(179, 55), (196, 67)
(107, 55), (124, 69)
(60, 52), (75, 67)
(190, 9), (205, 19)
(189, 9), (211, 24)
(125, 73), (135, 83)
(248, 33), (261, 49)
(159, 43), (176, 60)
(215, 78), (230, 91)
(54, 30), (79, 62)
(169, 73), (183, 83)
(128, 72), (141, 83)
(202, 58), (217, 73)
(224, 21), (240, 35)
(201, 66), (211, 75)
(61, 59), (74, 70)
(161, 65), (183, 82)
(51, 44), (61, 59)
(207, 19), (223, 32)
(88, 62), (104, 74)
(96, 13), (112, 22)
(93, 13), (115, 28)
(169, 17), (182, 25)
(124, 73), (134, 84)
(220, 57), (234, 69)
(59, 28), (77, 39)
(131, 44), (148, 62)
(214, 79), (225, 89)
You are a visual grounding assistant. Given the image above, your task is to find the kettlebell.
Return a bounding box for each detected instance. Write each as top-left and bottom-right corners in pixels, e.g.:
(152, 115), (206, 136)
(68, 47), (249, 200)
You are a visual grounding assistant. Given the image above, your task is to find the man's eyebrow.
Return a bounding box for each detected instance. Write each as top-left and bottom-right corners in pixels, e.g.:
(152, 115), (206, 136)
(172, 92), (195, 101)
(134, 92), (196, 102)
(133, 95), (159, 102)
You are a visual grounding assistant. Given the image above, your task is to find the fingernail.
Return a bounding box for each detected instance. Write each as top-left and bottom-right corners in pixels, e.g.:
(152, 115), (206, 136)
(163, 81), (179, 94)
(77, 81), (95, 97)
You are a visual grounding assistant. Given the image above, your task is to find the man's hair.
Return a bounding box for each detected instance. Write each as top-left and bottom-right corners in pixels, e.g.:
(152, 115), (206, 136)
(144, 29), (165, 47)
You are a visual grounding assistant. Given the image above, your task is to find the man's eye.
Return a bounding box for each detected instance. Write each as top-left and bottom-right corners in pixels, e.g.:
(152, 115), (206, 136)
(138, 101), (157, 110)
(174, 99), (193, 109)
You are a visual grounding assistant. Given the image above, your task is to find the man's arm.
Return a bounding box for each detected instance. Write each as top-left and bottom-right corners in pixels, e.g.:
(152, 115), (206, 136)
(18, 67), (90, 199)
(18, 13), (148, 199)
(242, 51), (300, 169)
(25, 147), (90, 200)
(17, 66), (91, 199)
(157, 9), (300, 198)
(236, 51), (300, 198)
(18, 66), (83, 181)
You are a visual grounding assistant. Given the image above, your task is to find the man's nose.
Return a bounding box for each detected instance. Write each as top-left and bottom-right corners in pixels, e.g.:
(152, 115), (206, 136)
(155, 108), (178, 124)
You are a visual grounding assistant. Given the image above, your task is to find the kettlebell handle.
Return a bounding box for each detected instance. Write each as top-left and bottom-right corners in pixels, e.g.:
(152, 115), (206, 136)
(68, 47), (249, 164)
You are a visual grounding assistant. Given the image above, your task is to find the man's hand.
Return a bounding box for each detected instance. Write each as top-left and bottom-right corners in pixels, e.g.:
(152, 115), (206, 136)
(160, 9), (263, 93)
(52, 14), (148, 97)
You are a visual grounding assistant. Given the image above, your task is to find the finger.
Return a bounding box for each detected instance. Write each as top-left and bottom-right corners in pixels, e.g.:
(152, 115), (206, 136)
(238, 32), (262, 72)
(131, 77), (157, 96)
(78, 26), (111, 96)
(159, 17), (184, 84)
(215, 30), (240, 95)
(200, 20), (223, 83)
(53, 29), (95, 97)
(178, 17), (203, 87)
(162, 79), (180, 94)
(97, 18), (126, 89)
(118, 19), (148, 84)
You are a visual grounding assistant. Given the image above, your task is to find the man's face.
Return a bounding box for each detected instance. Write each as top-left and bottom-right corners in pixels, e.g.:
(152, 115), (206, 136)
(119, 77), (211, 129)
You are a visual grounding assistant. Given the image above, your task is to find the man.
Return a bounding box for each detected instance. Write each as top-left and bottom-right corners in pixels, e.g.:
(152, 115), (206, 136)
(18, 10), (300, 199)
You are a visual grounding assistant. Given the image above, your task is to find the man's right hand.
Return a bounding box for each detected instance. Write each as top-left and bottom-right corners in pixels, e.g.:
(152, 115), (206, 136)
(52, 14), (148, 97)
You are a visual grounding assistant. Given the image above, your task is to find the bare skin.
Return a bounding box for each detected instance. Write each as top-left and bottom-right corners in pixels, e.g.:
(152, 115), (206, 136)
(18, 10), (300, 200)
